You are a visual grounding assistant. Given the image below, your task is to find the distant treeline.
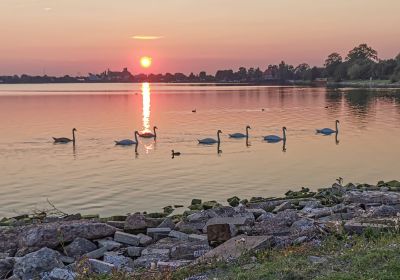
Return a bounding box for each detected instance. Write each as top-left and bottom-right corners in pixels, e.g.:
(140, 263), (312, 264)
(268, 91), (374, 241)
(1, 44), (399, 84)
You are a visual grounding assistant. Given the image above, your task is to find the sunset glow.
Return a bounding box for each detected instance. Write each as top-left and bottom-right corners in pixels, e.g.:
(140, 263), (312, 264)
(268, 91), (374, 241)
(140, 56), (152, 69)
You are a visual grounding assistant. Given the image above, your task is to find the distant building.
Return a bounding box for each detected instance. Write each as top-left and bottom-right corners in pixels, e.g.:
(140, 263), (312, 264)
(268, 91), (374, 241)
(96, 68), (134, 82)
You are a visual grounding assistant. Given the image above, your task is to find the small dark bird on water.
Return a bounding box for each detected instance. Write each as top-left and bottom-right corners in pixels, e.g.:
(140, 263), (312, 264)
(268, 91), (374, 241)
(171, 150), (181, 156)
(261, 108), (265, 111)
(192, 109), (196, 113)
(53, 128), (77, 144)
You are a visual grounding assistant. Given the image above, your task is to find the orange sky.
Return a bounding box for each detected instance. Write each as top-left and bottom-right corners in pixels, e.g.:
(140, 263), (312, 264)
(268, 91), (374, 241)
(1, 0), (399, 75)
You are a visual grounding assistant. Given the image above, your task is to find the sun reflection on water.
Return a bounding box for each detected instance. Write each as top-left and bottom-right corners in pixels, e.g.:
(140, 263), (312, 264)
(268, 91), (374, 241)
(142, 82), (151, 132)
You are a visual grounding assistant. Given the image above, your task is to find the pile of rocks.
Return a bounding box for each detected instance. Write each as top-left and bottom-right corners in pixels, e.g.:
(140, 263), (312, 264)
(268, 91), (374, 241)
(1, 180), (400, 279)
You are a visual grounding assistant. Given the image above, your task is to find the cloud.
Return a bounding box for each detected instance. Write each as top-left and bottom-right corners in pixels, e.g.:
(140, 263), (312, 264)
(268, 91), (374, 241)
(131, 35), (164, 40)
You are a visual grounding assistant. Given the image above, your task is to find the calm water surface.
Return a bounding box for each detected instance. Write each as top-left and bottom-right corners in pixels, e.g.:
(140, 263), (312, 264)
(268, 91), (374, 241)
(1, 83), (400, 217)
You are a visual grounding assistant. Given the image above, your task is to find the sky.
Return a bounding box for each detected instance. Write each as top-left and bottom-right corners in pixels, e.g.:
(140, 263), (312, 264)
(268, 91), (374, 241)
(0, 0), (400, 76)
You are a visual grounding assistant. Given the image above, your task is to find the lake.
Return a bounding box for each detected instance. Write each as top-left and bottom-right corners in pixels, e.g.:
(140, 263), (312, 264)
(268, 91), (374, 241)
(1, 83), (400, 217)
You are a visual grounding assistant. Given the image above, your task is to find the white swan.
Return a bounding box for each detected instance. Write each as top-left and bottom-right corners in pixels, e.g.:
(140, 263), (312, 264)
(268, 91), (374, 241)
(53, 128), (77, 144)
(229, 125), (251, 138)
(317, 120), (339, 135)
(115, 131), (139, 146)
(198, 130), (222, 144)
(139, 126), (157, 138)
(264, 127), (287, 142)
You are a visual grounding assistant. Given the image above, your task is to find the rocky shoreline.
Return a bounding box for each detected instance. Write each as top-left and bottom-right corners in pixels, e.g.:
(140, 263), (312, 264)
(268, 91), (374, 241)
(2, 180), (400, 280)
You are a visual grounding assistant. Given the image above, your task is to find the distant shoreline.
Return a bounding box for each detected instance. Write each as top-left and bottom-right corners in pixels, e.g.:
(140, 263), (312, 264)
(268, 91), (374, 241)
(1, 80), (400, 89)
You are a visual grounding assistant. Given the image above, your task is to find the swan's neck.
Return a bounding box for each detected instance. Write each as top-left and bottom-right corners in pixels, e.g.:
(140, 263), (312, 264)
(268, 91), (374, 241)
(283, 129), (286, 140)
(72, 130), (76, 143)
(217, 132), (221, 143)
(154, 127), (157, 137)
(134, 132), (138, 143)
(246, 127), (249, 138)
(336, 122), (339, 132)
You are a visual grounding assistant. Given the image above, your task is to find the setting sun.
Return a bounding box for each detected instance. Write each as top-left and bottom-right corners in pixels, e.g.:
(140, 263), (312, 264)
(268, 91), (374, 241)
(140, 56), (152, 68)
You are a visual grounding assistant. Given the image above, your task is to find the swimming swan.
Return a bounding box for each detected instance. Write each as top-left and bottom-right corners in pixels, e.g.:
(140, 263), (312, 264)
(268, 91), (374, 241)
(53, 128), (77, 144)
(115, 131), (139, 146)
(139, 126), (157, 138)
(264, 127), (287, 142)
(229, 125), (251, 138)
(317, 120), (339, 135)
(198, 130), (222, 144)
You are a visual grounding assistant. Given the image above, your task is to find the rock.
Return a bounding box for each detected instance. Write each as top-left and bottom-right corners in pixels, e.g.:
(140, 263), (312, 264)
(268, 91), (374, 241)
(59, 255), (75, 265)
(124, 213), (163, 233)
(256, 212), (275, 222)
(253, 210), (300, 236)
(64, 238), (97, 258)
(207, 224), (237, 244)
(137, 233), (153, 246)
(170, 241), (210, 260)
(196, 235), (274, 263)
(366, 205), (399, 218)
(114, 232), (140, 246)
(273, 201), (293, 213)
(158, 218), (175, 230)
(103, 252), (134, 271)
(169, 230), (189, 241)
(16, 221), (116, 254)
(299, 200), (321, 209)
(246, 208), (267, 219)
(147, 228), (171, 241)
(97, 239), (122, 251)
(106, 221), (125, 229)
(290, 219), (317, 235)
(188, 234), (208, 242)
(344, 220), (394, 234)
(202, 201), (221, 210)
(157, 260), (192, 271)
(0, 258), (14, 279)
(247, 200), (286, 212)
(127, 246), (144, 257)
(308, 256), (328, 264)
(88, 259), (115, 274)
(191, 199), (202, 206)
(205, 216), (254, 230)
(142, 248), (170, 256)
(343, 191), (400, 205)
(13, 248), (64, 280)
(134, 247), (170, 268)
(47, 268), (76, 280)
(0, 227), (19, 256)
(292, 236), (308, 245)
(227, 196), (240, 207)
(84, 246), (108, 259)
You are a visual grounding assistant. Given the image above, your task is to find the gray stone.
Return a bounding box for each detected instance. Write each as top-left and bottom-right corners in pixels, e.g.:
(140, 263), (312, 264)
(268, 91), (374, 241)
(13, 248), (64, 280)
(344, 221), (394, 234)
(16, 221), (116, 255)
(114, 232), (140, 246)
(137, 233), (153, 246)
(88, 259), (115, 274)
(170, 242), (210, 260)
(290, 219), (316, 235)
(157, 260), (191, 271)
(158, 218), (175, 230)
(84, 246), (108, 259)
(97, 239), (122, 251)
(196, 235), (274, 263)
(147, 228), (171, 241)
(366, 205), (399, 218)
(343, 191), (400, 205)
(141, 248), (170, 256)
(292, 236), (308, 245)
(205, 216), (253, 230)
(188, 234), (208, 242)
(106, 221), (125, 229)
(133, 254), (169, 268)
(0, 258), (14, 279)
(64, 238), (97, 258)
(0, 227), (19, 256)
(256, 212), (275, 222)
(207, 224), (238, 243)
(48, 268), (76, 280)
(246, 208), (267, 219)
(127, 246), (144, 257)
(168, 230), (189, 241)
(124, 213), (163, 233)
(273, 201), (293, 213)
(103, 252), (134, 271)
(59, 255), (75, 265)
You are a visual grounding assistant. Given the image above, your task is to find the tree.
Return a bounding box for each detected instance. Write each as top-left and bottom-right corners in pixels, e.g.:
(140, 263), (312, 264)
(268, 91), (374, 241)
(324, 53), (343, 77)
(278, 61), (294, 81)
(294, 63), (311, 80)
(346, 43), (378, 62)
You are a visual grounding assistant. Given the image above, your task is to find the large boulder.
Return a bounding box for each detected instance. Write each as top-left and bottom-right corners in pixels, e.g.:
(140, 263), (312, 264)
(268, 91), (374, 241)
(124, 213), (163, 233)
(343, 191), (400, 205)
(0, 227), (19, 256)
(16, 221), (116, 255)
(13, 247), (64, 280)
(64, 237), (97, 258)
